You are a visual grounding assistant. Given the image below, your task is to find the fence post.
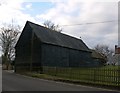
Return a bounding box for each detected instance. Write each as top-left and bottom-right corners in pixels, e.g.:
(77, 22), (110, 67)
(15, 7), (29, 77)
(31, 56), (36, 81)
(69, 67), (72, 79)
(118, 67), (120, 86)
(55, 67), (57, 76)
(94, 68), (96, 82)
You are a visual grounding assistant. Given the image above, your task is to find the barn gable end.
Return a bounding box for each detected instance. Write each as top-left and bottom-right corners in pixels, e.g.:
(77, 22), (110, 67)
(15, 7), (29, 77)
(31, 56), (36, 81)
(15, 22), (33, 69)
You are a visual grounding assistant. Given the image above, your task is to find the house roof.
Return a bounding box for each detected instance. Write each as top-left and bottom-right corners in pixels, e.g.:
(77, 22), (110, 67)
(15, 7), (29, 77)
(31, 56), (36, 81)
(20, 21), (91, 52)
(91, 50), (104, 59)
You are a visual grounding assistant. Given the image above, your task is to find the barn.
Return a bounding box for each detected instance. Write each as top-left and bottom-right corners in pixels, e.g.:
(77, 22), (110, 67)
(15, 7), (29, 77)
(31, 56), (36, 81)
(15, 21), (96, 72)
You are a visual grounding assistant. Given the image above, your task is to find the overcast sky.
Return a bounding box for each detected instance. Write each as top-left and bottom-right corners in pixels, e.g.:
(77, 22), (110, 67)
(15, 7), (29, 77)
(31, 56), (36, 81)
(0, 0), (118, 51)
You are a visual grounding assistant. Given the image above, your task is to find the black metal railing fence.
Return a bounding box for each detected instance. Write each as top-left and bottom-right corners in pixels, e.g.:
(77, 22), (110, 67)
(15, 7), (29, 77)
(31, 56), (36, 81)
(42, 66), (120, 86)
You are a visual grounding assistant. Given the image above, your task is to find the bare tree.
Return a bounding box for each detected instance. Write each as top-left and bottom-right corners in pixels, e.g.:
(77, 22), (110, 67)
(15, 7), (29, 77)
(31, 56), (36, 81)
(43, 20), (62, 32)
(94, 44), (114, 64)
(0, 23), (20, 69)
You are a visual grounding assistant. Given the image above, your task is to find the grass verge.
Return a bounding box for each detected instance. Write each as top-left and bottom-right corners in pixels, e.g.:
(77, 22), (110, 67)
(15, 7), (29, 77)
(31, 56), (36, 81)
(17, 71), (120, 91)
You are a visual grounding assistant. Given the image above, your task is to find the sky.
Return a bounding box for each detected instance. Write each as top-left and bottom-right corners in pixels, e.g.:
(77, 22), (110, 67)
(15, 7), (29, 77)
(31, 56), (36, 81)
(0, 0), (119, 51)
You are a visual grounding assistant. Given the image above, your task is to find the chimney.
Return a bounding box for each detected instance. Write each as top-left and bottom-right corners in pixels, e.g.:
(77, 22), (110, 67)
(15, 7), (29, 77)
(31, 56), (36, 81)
(115, 45), (118, 54)
(115, 45), (120, 54)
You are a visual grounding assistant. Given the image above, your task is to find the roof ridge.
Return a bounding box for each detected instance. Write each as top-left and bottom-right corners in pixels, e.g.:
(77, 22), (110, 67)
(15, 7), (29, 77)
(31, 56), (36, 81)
(27, 21), (44, 28)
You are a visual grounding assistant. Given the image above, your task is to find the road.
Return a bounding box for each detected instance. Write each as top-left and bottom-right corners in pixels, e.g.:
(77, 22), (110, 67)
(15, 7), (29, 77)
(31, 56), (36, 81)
(2, 70), (119, 92)
(0, 65), (2, 92)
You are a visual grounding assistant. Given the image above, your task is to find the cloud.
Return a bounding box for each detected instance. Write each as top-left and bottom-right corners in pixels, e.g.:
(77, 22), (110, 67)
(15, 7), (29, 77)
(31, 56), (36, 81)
(0, 0), (37, 30)
(25, 3), (32, 9)
(0, 0), (24, 10)
(0, 0), (118, 49)
(36, 1), (118, 49)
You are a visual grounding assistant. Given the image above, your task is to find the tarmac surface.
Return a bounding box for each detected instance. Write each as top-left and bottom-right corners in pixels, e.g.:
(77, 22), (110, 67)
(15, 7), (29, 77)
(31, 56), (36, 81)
(0, 65), (2, 92)
(2, 70), (120, 92)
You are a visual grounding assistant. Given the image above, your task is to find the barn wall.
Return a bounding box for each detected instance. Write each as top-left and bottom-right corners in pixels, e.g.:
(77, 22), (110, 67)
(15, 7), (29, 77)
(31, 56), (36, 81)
(15, 24), (33, 71)
(32, 34), (42, 71)
(41, 43), (93, 67)
(41, 43), (69, 67)
(69, 49), (92, 67)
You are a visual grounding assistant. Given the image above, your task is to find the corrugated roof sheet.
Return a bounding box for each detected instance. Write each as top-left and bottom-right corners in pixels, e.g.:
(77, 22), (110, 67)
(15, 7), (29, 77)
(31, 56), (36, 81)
(27, 21), (90, 52)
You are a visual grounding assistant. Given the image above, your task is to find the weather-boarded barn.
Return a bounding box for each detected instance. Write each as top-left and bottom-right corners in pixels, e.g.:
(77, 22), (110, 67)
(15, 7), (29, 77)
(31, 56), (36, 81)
(15, 21), (95, 72)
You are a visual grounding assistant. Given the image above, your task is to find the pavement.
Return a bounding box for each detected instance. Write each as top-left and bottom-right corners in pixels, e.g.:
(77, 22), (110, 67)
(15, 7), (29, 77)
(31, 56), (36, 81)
(2, 70), (120, 92)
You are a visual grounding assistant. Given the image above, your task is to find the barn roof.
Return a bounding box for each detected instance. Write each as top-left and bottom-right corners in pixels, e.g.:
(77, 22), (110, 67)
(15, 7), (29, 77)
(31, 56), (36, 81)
(23, 21), (91, 52)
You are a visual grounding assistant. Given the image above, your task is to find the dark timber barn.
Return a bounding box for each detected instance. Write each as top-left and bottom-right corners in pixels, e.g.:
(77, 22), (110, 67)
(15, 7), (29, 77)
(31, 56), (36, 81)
(15, 21), (96, 72)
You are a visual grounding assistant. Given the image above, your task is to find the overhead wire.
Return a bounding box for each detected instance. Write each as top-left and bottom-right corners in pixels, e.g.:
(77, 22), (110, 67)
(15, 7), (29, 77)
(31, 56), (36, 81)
(60, 20), (118, 26)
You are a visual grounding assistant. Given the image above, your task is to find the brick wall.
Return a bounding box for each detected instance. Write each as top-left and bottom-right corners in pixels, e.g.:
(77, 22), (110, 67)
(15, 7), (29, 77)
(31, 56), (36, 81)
(115, 45), (120, 54)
